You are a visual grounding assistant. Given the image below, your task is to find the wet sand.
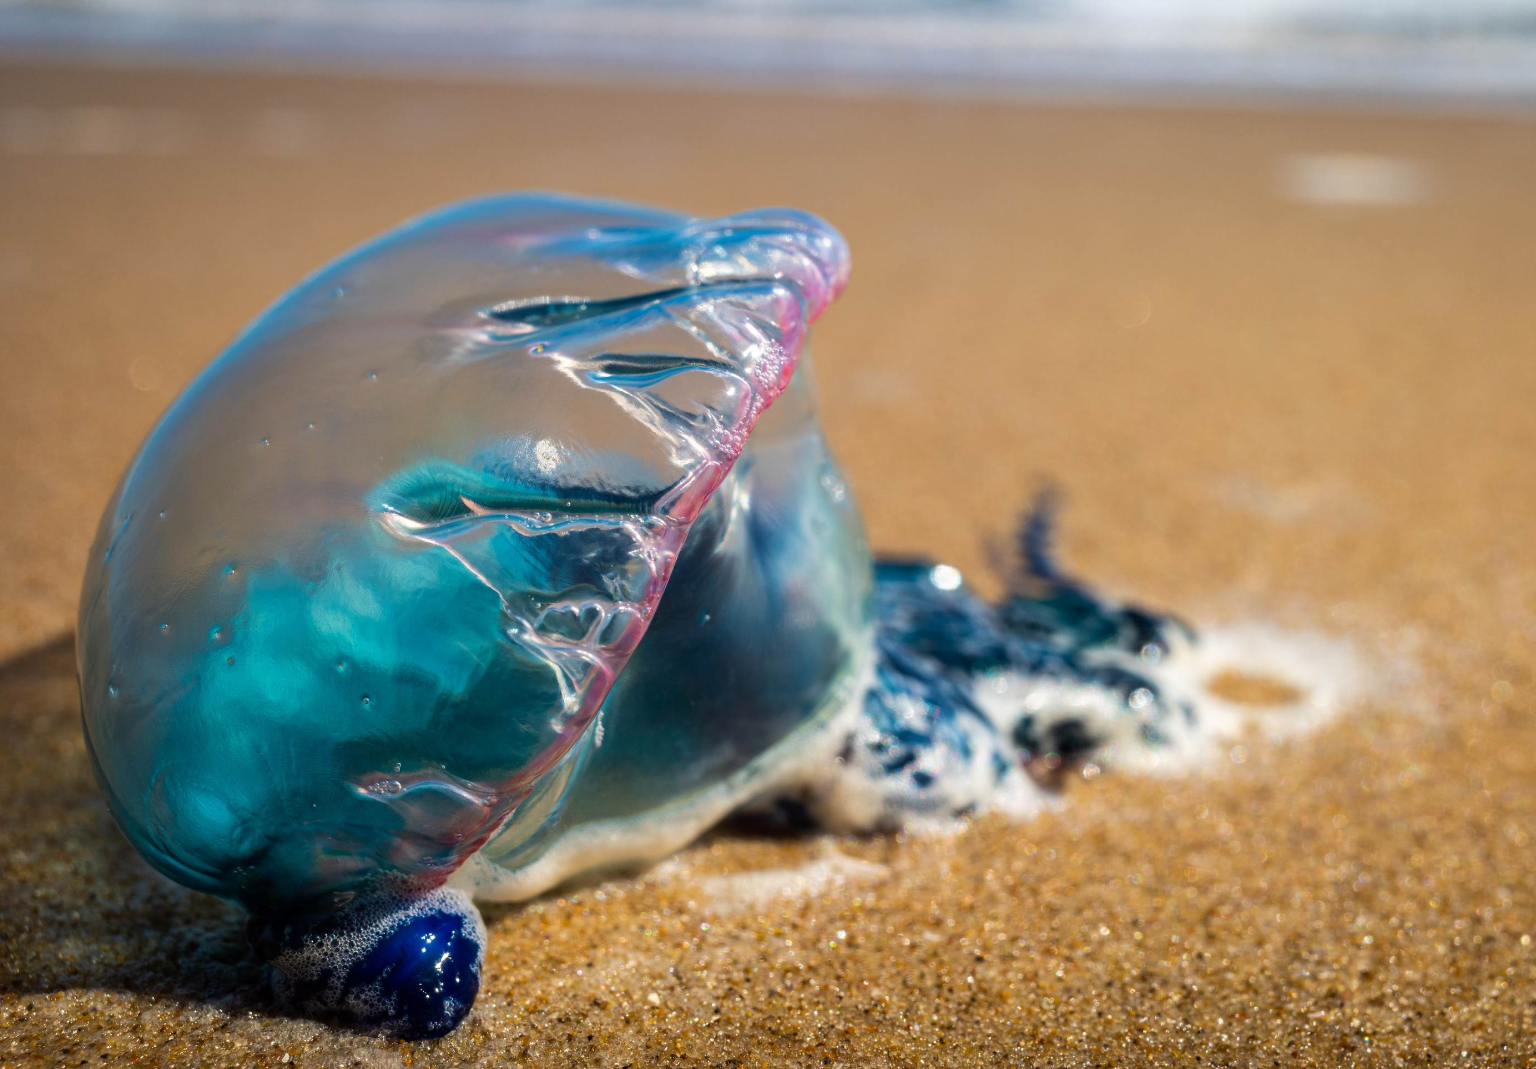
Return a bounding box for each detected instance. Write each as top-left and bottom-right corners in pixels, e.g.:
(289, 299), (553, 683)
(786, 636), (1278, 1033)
(3, 61), (1536, 1066)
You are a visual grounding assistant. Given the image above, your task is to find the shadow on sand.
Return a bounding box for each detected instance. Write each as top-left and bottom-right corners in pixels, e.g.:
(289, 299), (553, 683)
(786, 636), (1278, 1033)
(0, 634), (271, 1014)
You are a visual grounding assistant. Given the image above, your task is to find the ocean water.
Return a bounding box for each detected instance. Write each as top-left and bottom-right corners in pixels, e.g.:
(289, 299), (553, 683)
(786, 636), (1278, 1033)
(4, 0), (1536, 102)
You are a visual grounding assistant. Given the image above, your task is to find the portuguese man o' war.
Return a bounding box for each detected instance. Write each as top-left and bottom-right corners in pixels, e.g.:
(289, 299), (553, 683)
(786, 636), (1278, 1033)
(78, 194), (1346, 1039)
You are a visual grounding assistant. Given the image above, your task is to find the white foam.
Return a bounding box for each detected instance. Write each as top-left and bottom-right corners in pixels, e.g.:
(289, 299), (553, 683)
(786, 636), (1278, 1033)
(984, 620), (1376, 778)
(1182, 621), (1374, 738)
(266, 884), (485, 1034)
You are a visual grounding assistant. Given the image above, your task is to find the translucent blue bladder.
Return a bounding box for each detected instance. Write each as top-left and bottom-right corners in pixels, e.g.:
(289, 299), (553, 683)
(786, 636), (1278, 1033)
(78, 195), (870, 1035)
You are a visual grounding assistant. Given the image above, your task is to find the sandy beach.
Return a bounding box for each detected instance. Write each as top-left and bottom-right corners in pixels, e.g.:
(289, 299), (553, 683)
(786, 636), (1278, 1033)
(2, 60), (1536, 1066)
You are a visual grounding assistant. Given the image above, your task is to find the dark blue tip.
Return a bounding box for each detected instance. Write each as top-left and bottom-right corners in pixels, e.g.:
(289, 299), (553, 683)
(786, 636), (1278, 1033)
(251, 888), (484, 1040)
(349, 905), (481, 1039)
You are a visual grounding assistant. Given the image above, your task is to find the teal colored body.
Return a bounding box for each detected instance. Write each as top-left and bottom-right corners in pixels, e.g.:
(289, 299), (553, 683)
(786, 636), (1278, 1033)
(77, 195), (867, 915)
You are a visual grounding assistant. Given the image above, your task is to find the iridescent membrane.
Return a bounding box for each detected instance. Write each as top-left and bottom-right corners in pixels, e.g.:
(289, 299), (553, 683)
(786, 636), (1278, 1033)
(79, 195), (867, 1035)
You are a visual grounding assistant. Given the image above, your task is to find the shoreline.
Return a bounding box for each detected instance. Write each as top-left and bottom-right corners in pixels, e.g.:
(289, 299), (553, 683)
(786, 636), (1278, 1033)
(6, 7), (1536, 114)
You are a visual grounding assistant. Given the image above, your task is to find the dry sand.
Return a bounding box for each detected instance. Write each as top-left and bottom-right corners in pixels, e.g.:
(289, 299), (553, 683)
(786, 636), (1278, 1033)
(3, 61), (1536, 1067)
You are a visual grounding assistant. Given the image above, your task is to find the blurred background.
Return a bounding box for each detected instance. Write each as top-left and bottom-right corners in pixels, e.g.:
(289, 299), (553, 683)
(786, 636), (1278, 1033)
(5, 4), (1536, 1065)
(5, 0), (1536, 101)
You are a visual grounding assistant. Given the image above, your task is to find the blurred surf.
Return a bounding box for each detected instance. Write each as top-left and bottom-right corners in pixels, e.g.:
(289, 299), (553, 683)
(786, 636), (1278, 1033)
(4, 0), (1536, 103)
